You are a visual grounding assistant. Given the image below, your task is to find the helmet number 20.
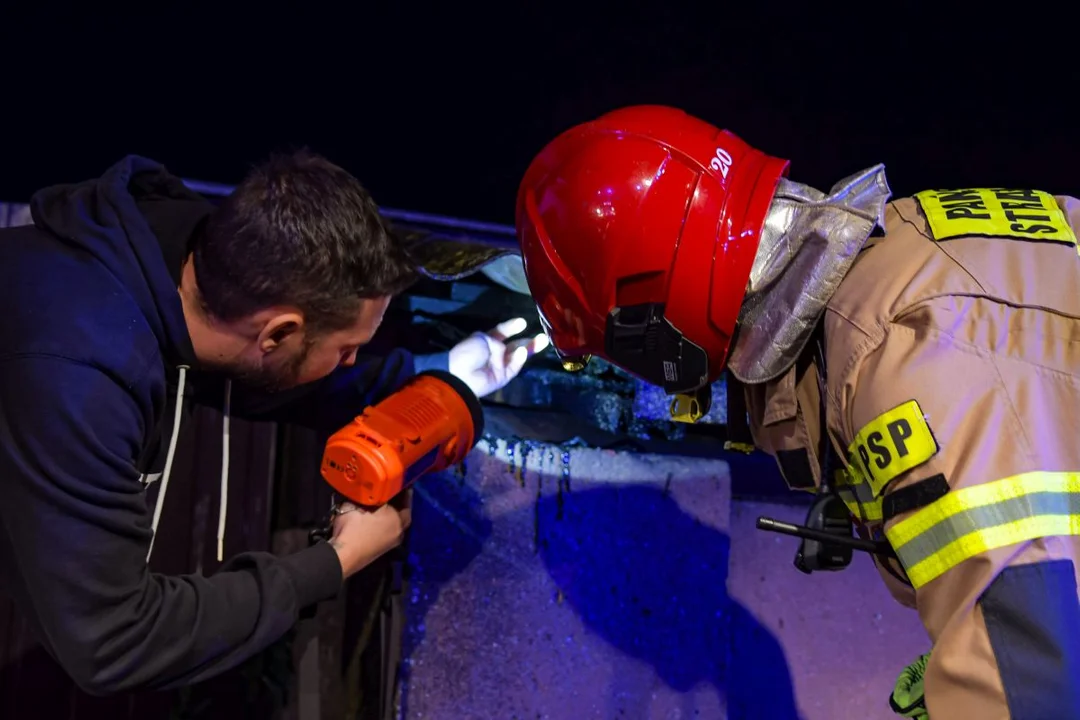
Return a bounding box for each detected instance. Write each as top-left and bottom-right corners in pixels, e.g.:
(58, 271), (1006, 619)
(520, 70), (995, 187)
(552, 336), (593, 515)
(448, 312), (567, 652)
(710, 147), (733, 180)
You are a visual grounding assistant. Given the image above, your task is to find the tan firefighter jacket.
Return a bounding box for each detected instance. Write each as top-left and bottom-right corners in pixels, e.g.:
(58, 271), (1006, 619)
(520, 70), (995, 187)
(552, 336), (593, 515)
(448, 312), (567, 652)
(745, 187), (1080, 719)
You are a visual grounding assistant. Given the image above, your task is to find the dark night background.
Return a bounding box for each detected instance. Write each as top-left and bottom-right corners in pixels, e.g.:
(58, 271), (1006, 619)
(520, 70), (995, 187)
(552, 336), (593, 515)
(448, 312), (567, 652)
(0, 7), (1077, 718)
(1, 6), (1077, 225)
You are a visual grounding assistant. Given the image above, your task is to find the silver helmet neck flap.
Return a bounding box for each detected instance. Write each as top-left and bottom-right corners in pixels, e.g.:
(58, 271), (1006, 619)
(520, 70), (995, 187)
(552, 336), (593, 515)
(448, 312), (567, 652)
(726, 164), (892, 385)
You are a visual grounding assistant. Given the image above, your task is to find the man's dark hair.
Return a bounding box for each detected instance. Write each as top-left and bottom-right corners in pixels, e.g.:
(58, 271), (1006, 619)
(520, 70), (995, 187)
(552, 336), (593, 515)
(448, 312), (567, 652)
(193, 150), (417, 334)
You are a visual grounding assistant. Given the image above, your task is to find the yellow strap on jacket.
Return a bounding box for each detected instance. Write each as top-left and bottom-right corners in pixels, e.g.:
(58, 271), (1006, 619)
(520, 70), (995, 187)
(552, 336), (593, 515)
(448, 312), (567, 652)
(885, 471), (1080, 588)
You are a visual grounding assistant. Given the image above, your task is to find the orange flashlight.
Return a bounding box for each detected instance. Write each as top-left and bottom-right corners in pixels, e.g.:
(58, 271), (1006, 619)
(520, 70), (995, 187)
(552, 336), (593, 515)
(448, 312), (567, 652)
(320, 370), (484, 507)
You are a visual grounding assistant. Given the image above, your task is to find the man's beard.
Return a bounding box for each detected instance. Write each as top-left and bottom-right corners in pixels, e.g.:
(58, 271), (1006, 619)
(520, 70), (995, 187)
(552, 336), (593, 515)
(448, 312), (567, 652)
(228, 339), (313, 393)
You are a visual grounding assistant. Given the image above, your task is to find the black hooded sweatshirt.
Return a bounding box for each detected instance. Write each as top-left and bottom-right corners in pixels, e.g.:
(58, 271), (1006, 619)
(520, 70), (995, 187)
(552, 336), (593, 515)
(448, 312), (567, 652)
(0, 156), (447, 694)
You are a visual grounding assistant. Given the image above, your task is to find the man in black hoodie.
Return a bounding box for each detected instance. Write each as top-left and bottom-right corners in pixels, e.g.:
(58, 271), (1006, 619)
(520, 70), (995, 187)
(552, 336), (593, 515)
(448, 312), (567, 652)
(0, 152), (540, 694)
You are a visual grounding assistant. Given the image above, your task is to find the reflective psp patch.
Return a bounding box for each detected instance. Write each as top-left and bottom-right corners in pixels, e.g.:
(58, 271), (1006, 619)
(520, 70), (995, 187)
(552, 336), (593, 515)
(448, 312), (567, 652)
(914, 188), (1078, 246)
(847, 400), (939, 498)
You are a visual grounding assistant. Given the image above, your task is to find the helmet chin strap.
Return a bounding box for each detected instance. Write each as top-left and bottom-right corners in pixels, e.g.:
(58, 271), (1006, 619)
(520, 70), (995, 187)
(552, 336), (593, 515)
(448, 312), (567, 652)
(726, 164), (892, 385)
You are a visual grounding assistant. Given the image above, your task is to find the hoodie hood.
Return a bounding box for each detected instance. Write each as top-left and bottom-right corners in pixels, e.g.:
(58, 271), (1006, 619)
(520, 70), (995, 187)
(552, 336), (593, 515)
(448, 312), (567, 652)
(29, 155), (206, 367)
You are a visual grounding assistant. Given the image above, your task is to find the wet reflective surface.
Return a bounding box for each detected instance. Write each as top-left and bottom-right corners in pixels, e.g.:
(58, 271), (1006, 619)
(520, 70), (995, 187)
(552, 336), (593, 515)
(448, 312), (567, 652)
(397, 438), (930, 719)
(399, 439), (784, 719)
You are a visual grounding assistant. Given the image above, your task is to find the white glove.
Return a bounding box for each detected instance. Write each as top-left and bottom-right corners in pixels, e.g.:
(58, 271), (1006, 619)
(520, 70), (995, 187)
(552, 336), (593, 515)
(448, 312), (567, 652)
(448, 317), (549, 398)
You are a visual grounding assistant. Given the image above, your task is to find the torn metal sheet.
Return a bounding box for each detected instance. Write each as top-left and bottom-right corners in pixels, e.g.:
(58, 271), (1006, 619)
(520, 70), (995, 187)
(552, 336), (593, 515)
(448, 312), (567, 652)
(403, 232), (516, 282)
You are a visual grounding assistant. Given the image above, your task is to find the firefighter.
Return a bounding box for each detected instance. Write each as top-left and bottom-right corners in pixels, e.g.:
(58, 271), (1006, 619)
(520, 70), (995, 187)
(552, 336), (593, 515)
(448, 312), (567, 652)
(511, 105), (1080, 718)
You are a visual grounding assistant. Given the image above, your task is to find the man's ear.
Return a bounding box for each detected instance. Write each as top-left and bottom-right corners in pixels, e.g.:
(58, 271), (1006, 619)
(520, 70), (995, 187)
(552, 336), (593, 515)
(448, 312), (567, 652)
(257, 312), (305, 355)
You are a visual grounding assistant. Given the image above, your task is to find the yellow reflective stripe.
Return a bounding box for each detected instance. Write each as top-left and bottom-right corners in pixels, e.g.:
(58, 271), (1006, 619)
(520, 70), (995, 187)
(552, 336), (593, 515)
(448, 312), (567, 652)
(885, 471), (1080, 588)
(887, 472), (1080, 545)
(904, 516), (1080, 589)
(859, 497), (883, 523)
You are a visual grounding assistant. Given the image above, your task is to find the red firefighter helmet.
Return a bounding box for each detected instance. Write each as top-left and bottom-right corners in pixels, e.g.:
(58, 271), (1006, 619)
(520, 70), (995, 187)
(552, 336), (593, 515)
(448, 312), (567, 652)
(515, 105), (790, 394)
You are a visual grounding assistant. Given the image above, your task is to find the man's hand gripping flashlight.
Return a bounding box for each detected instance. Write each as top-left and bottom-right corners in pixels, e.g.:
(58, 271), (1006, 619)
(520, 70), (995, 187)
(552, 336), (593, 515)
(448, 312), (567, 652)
(308, 370), (485, 577)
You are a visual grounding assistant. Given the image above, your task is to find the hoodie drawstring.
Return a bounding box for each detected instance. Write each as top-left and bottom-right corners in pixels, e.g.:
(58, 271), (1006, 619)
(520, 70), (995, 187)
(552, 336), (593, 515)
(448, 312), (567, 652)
(147, 365), (189, 562)
(146, 368), (232, 565)
(217, 380), (232, 563)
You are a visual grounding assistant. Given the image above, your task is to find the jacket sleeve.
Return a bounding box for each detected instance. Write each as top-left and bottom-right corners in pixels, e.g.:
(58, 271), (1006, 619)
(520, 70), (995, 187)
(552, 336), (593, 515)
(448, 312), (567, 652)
(0, 357), (344, 695)
(843, 322), (1080, 720)
(228, 349), (450, 434)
